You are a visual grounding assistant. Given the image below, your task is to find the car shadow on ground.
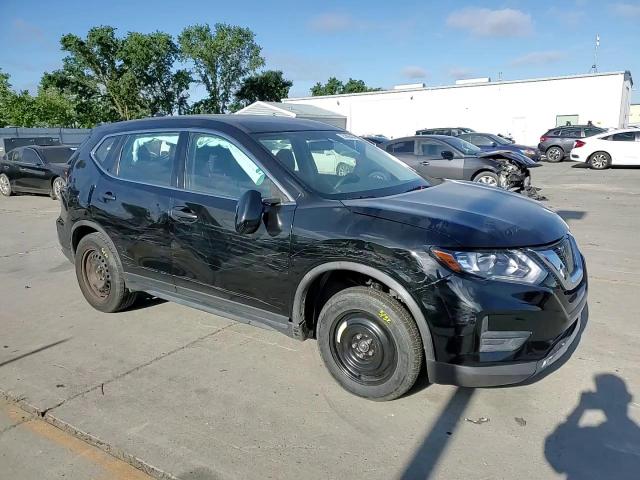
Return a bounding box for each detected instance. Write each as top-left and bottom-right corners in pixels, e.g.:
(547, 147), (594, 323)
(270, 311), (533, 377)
(555, 209), (587, 225)
(123, 294), (167, 312)
(545, 373), (640, 480)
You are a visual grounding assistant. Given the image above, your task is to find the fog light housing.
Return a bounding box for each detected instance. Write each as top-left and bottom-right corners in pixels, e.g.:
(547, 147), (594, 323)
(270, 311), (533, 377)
(480, 316), (531, 353)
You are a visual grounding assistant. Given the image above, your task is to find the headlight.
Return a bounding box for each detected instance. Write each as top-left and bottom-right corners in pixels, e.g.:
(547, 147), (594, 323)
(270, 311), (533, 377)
(521, 149), (536, 156)
(431, 248), (547, 284)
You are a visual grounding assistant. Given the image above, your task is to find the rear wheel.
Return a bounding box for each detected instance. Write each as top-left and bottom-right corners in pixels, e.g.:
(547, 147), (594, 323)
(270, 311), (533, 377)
(545, 146), (564, 163)
(472, 171), (499, 187)
(0, 174), (11, 196)
(316, 286), (423, 401)
(51, 177), (65, 200)
(75, 232), (137, 313)
(588, 151), (611, 170)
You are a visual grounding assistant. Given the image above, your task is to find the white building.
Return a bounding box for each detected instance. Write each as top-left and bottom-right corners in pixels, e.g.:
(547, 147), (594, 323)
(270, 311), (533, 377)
(235, 101), (347, 129)
(283, 71), (633, 145)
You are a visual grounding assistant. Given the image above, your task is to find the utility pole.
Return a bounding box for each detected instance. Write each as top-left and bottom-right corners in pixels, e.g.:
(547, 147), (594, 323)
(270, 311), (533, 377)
(590, 34), (600, 73)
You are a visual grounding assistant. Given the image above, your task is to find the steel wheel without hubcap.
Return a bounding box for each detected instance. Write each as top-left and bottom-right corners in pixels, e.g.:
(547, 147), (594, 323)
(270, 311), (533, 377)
(589, 152), (610, 170)
(0, 174), (11, 196)
(52, 177), (65, 200)
(81, 248), (111, 302)
(330, 312), (397, 386)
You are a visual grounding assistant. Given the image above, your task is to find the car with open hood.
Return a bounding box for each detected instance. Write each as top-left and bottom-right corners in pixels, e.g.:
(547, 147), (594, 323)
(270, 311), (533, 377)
(57, 115), (587, 400)
(382, 134), (539, 191)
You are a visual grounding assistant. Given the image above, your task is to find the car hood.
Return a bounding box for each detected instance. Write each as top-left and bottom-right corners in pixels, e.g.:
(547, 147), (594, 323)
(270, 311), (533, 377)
(478, 149), (540, 167)
(342, 181), (567, 248)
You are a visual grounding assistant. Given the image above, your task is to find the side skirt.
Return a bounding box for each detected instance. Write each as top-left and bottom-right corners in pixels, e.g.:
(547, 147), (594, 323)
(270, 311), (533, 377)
(124, 273), (296, 338)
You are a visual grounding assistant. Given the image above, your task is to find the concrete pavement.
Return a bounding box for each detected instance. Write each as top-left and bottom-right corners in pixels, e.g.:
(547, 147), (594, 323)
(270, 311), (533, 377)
(0, 162), (639, 479)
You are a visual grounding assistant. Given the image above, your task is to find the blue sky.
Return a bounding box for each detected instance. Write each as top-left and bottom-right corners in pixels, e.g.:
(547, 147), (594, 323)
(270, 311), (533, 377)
(1, 0), (639, 101)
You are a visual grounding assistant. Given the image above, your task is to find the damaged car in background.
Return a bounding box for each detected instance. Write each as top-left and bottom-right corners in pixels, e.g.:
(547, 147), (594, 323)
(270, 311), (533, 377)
(383, 134), (544, 199)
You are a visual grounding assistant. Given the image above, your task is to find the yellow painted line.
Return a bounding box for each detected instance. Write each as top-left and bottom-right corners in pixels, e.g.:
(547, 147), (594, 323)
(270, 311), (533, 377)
(5, 403), (152, 480)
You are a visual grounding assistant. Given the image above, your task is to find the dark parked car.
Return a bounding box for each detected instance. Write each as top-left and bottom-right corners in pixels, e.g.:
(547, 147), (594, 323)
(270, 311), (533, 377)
(458, 132), (540, 161)
(57, 116), (587, 400)
(0, 145), (75, 199)
(362, 135), (388, 146)
(538, 125), (606, 162)
(416, 127), (474, 136)
(383, 135), (538, 190)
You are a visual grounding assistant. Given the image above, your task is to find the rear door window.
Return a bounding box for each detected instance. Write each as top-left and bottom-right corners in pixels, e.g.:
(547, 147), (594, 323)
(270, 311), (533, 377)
(21, 148), (42, 165)
(386, 141), (415, 153)
(560, 128), (582, 138)
(608, 132), (636, 142)
(418, 139), (451, 158)
(116, 132), (179, 186)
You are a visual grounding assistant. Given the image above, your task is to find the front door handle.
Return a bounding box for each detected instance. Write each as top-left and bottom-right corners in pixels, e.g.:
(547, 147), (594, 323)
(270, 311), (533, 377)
(420, 161), (430, 166)
(102, 192), (117, 202)
(170, 206), (198, 223)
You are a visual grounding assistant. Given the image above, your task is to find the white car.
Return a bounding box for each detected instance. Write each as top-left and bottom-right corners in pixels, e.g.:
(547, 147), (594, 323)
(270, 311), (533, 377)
(570, 128), (640, 169)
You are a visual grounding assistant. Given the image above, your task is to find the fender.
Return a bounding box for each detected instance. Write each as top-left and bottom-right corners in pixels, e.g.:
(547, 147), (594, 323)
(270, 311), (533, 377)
(292, 261), (435, 361)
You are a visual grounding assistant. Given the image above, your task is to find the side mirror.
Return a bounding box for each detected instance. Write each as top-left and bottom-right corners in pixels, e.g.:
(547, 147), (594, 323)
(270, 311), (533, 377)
(490, 142), (497, 147)
(235, 190), (263, 234)
(441, 150), (454, 160)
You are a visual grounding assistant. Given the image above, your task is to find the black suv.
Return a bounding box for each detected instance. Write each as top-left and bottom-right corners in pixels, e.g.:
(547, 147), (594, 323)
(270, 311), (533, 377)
(538, 125), (605, 162)
(57, 115), (587, 400)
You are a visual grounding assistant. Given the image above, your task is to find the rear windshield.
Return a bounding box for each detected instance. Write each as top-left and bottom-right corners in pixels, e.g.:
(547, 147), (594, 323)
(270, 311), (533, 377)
(41, 147), (76, 163)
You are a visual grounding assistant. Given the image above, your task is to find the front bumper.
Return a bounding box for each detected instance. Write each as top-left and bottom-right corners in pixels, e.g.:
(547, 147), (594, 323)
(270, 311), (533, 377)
(426, 305), (586, 387)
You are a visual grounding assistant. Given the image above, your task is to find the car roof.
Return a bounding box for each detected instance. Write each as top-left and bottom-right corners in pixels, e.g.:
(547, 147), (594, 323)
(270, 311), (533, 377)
(92, 114), (343, 136)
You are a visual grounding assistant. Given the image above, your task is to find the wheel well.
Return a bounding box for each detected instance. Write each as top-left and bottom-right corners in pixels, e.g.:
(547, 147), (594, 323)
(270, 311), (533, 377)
(472, 169), (497, 180)
(302, 269), (403, 337)
(51, 175), (60, 186)
(546, 145), (565, 153)
(72, 225), (98, 254)
(589, 150), (610, 159)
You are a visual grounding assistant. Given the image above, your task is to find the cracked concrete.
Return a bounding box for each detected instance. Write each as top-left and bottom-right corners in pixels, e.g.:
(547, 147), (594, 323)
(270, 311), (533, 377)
(1, 163), (640, 479)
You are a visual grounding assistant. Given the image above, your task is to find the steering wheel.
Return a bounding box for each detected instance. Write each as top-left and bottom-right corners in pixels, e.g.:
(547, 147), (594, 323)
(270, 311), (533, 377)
(333, 172), (359, 192)
(367, 171), (391, 182)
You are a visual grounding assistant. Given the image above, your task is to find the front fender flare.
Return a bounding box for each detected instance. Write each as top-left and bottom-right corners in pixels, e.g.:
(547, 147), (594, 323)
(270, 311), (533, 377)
(292, 261), (435, 361)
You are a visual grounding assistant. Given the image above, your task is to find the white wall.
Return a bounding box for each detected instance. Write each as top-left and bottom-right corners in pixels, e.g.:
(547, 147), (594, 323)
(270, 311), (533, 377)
(284, 73), (630, 145)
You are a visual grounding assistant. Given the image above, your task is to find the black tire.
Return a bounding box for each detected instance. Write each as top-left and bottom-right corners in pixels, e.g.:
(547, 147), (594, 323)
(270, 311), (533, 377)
(50, 176), (65, 200)
(545, 146), (565, 163)
(472, 170), (499, 187)
(588, 151), (611, 170)
(316, 286), (423, 401)
(75, 232), (137, 313)
(0, 174), (12, 196)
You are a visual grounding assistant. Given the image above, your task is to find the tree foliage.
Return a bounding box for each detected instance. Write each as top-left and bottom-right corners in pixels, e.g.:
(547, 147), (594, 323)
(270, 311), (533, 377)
(311, 77), (380, 96)
(178, 23), (264, 114)
(232, 70), (293, 111)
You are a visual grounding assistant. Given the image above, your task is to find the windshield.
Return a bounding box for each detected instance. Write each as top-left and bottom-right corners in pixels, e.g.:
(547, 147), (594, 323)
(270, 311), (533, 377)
(443, 136), (482, 155)
(487, 134), (511, 145)
(255, 131), (428, 199)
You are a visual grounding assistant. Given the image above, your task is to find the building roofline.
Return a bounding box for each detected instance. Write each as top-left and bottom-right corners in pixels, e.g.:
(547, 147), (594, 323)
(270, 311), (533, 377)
(284, 71), (632, 101)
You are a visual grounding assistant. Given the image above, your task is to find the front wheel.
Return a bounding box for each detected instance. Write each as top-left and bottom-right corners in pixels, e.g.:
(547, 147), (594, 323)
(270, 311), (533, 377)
(588, 151), (611, 170)
(0, 174), (12, 196)
(472, 171), (499, 187)
(316, 286), (423, 401)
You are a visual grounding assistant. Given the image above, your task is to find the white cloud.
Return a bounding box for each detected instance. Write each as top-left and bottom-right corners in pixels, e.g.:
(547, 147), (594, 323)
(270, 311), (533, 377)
(309, 13), (353, 32)
(402, 66), (428, 79)
(612, 2), (640, 16)
(448, 67), (474, 80)
(446, 8), (533, 37)
(511, 50), (566, 67)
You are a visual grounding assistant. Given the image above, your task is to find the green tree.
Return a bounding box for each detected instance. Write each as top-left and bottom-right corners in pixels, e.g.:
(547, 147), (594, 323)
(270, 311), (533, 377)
(232, 70), (293, 110)
(311, 77), (380, 96)
(119, 31), (191, 116)
(178, 23), (264, 113)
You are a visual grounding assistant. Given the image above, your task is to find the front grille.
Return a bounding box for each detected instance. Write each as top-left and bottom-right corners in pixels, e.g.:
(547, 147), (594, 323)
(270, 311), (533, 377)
(534, 235), (583, 290)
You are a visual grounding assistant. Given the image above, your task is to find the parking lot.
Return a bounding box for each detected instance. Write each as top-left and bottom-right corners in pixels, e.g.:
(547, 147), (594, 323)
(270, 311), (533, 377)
(1, 161), (639, 479)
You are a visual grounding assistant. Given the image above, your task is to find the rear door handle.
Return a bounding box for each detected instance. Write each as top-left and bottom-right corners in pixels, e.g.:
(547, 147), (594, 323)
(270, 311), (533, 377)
(420, 161), (430, 166)
(102, 192), (117, 202)
(170, 206), (198, 223)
